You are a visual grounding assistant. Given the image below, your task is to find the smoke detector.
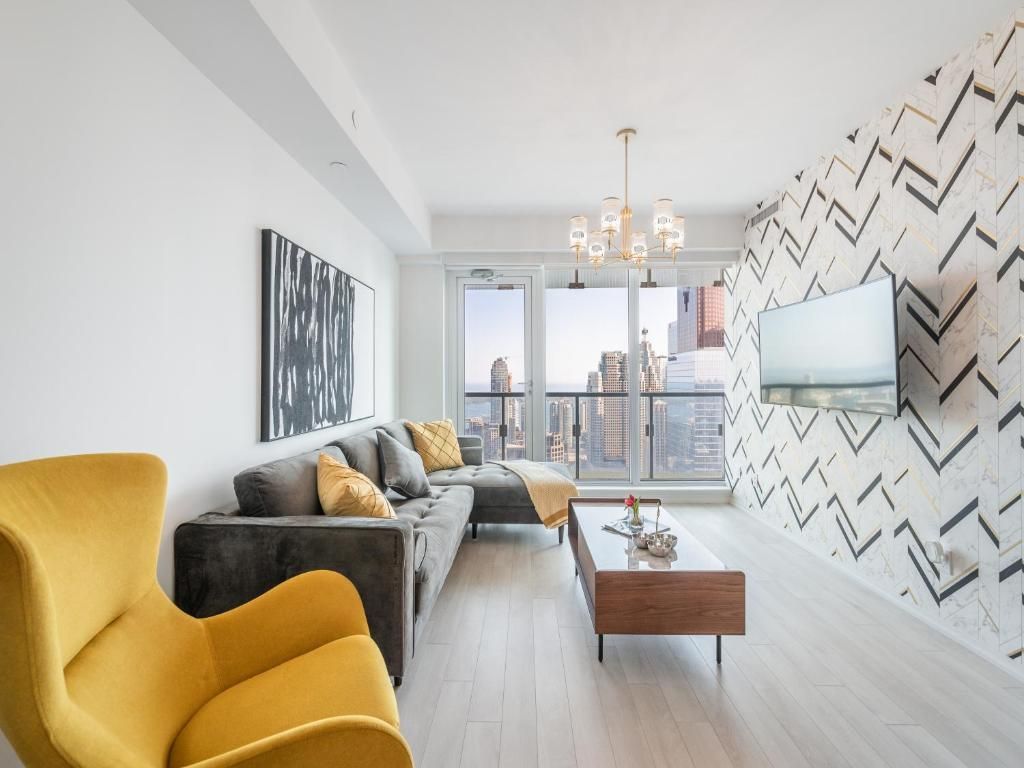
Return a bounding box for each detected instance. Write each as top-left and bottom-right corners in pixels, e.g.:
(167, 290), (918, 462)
(470, 269), (503, 282)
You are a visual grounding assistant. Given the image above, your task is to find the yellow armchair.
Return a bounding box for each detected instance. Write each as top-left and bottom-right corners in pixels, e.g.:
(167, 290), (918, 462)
(0, 453), (413, 768)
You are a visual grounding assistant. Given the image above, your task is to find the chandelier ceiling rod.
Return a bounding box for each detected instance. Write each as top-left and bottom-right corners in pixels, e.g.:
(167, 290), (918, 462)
(623, 128), (630, 215)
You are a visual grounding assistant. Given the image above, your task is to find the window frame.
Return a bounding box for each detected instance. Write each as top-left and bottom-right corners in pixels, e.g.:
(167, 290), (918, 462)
(445, 265), (726, 484)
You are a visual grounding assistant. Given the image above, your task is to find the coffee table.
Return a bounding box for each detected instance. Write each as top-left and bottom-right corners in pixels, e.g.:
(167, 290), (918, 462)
(567, 498), (746, 663)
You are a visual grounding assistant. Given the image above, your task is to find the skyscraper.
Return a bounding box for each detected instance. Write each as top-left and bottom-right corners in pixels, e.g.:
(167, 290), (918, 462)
(676, 286), (725, 354)
(546, 399), (573, 464)
(667, 284), (726, 477)
(637, 332), (668, 476)
(652, 398), (668, 471)
(599, 351), (628, 462)
(639, 328), (665, 392)
(545, 432), (566, 463)
(488, 357), (512, 458)
(507, 396), (523, 440)
(490, 357), (511, 394)
(558, 399), (573, 460)
(548, 400), (563, 434)
(585, 370), (603, 464)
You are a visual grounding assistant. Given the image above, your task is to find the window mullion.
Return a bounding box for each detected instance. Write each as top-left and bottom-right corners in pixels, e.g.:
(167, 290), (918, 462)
(627, 269), (642, 485)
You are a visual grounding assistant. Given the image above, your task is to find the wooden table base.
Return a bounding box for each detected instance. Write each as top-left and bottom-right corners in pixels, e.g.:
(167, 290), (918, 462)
(569, 498), (745, 665)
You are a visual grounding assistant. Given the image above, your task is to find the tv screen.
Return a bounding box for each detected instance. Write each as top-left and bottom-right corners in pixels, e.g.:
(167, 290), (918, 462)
(758, 276), (900, 416)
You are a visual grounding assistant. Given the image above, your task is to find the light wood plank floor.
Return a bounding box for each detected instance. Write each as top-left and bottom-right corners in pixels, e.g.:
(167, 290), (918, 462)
(397, 505), (1024, 768)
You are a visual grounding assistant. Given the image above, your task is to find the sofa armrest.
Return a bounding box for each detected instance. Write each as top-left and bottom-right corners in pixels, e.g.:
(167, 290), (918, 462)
(457, 435), (483, 465)
(174, 512), (414, 678)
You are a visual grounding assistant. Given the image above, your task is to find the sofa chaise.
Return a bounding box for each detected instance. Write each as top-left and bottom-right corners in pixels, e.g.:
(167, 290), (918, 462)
(174, 420), (570, 682)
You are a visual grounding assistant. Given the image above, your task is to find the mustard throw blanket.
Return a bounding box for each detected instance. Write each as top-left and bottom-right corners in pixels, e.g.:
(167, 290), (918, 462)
(492, 460), (578, 529)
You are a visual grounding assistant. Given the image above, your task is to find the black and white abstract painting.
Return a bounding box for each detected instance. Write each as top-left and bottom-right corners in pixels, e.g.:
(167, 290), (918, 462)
(261, 229), (374, 441)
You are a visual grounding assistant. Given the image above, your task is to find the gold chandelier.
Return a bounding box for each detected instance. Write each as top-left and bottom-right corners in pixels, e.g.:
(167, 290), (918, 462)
(569, 128), (685, 267)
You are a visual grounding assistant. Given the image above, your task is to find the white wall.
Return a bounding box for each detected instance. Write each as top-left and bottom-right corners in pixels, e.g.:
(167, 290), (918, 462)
(398, 263), (446, 420)
(0, 4), (398, 759)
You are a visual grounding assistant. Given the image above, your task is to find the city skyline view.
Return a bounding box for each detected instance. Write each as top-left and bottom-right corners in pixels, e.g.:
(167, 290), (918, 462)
(463, 282), (727, 480)
(464, 285), (681, 391)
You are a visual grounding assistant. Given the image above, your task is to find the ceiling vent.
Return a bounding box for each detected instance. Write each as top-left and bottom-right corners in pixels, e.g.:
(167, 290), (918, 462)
(748, 199), (780, 228)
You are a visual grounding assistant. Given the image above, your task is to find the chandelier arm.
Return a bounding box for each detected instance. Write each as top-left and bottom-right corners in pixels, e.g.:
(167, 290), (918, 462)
(615, 245), (678, 261)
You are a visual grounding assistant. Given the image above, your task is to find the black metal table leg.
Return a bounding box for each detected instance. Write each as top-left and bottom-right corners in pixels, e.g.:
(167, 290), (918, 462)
(716, 635), (722, 664)
(598, 634), (604, 662)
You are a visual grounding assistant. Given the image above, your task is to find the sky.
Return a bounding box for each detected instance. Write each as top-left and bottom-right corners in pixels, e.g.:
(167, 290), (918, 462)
(463, 285), (679, 391)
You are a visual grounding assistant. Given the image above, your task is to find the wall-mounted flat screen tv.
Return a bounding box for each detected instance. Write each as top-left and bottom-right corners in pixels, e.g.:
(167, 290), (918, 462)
(758, 276), (900, 417)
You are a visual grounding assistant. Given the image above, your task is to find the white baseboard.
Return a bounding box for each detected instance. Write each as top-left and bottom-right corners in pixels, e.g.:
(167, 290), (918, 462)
(732, 501), (1024, 685)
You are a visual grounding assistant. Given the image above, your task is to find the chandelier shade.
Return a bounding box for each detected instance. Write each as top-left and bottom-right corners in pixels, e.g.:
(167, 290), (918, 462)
(630, 231), (648, 262)
(667, 215), (686, 253)
(588, 233), (606, 265)
(653, 199), (674, 237)
(600, 197), (622, 235)
(569, 216), (588, 257)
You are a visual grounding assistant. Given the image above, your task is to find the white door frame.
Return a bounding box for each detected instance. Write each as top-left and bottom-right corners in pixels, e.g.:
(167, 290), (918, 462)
(446, 269), (542, 460)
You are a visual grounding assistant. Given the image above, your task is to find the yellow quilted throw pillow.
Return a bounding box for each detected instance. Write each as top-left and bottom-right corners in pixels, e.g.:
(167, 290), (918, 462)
(317, 453), (395, 518)
(405, 419), (464, 473)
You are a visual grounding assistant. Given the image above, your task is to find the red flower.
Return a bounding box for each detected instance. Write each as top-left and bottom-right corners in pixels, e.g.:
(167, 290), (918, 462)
(624, 494), (636, 507)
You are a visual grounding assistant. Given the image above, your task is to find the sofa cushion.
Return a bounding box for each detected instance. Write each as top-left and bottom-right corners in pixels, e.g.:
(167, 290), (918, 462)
(405, 419), (464, 473)
(317, 453), (395, 519)
(234, 446), (347, 517)
(378, 420), (417, 452)
(377, 430), (431, 499)
(426, 462), (571, 509)
(331, 432), (384, 489)
(392, 485), (473, 616)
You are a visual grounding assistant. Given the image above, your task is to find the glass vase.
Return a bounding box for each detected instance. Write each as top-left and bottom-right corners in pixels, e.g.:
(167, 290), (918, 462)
(628, 503), (643, 534)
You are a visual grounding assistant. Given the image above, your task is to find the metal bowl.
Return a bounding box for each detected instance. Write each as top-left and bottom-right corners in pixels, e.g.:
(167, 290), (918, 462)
(632, 531), (650, 549)
(646, 550), (677, 569)
(647, 533), (678, 557)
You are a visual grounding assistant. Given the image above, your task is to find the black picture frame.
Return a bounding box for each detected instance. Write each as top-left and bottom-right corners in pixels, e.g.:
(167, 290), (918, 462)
(260, 229), (375, 441)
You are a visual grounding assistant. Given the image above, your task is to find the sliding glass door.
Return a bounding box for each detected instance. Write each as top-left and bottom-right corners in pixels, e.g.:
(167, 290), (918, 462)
(454, 276), (534, 461)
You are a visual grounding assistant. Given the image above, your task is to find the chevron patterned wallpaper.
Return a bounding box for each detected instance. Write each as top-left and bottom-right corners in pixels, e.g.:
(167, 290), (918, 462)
(726, 11), (1024, 668)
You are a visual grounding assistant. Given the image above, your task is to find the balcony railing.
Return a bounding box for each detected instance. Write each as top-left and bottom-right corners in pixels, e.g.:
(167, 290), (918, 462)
(463, 392), (527, 463)
(463, 391), (725, 482)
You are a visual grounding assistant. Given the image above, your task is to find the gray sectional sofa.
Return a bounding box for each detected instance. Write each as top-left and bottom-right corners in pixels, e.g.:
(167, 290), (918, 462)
(174, 420), (568, 682)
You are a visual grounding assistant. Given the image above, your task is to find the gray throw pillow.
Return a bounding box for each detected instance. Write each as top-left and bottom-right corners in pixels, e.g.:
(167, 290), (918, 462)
(377, 429), (431, 498)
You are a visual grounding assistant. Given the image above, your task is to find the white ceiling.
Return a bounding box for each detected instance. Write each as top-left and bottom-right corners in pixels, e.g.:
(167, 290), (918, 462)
(310, 0), (1017, 218)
